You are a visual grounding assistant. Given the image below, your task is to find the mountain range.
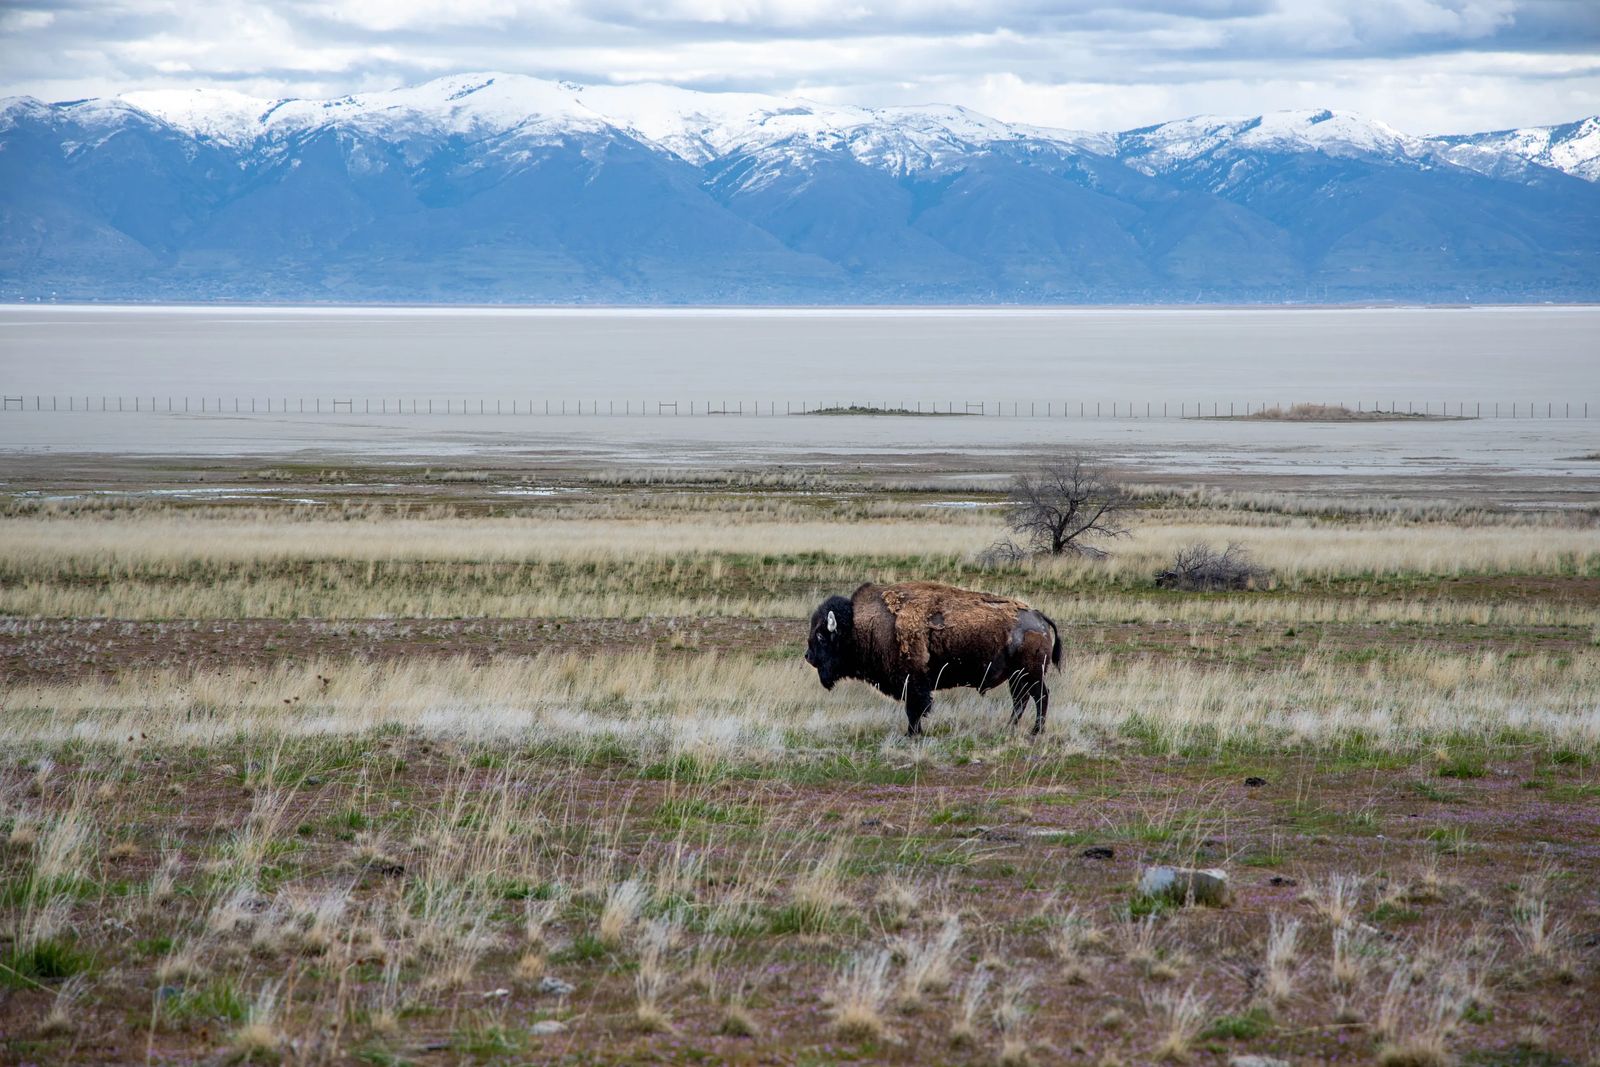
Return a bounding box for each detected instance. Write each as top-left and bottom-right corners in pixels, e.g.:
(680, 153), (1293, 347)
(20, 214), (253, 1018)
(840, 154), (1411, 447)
(3, 73), (1598, 304)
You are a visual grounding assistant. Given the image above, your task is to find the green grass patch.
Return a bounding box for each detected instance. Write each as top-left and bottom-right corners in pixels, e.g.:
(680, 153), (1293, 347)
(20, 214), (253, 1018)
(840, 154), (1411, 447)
(2, 937), (91, 986)
(1437, 753), (1489, 779)
(928, 805), (982, 826)
(655, 796), (761, 828)
(1410, 781), (1464, 803)
(1203, 1006), (1272, 1040)
(1370, 901), (1423, 924)
(767, 900), (854, 936)
(1545, 782), (1600, 802)
(163, 980), (248, 1023)
(552, 932), (608, 964)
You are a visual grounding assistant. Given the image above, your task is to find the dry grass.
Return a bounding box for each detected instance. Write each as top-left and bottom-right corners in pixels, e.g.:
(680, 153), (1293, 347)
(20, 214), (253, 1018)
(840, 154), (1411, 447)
(0, 509), (1593, 620)
(894, 914), (961, 1007)
(993, 974), (1034, 1066)
(6, 644), (1594, 759)
(0, 480), (1595, 1063)
(0, 726), (1592, 1063)
(1300, 873), (1367, 927)
(1147, 984), (1209, 1062)
(948, 968), (991, 1047)
(829, 949), (895, 1041)
(1262, 914), (1300, 1004)
(599, 879), (648, 949)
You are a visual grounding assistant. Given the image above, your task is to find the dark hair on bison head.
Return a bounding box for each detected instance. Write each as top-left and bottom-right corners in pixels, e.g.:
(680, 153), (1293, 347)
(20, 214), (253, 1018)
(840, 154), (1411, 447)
(805, 594), (854, 689)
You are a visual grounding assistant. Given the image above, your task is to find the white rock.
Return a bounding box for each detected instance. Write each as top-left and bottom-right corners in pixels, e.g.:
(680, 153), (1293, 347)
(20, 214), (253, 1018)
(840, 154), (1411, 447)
(1137, 865), (1230, 907)
(531, 1020), (568, 1035)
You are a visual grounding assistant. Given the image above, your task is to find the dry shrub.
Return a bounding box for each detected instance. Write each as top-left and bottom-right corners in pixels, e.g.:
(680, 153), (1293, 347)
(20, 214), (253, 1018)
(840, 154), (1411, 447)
(1154, 541), (1269, 591)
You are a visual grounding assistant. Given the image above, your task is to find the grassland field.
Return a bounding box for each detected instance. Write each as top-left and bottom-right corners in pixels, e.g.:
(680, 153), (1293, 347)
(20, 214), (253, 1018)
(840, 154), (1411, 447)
(0, 458), (1597, 1067)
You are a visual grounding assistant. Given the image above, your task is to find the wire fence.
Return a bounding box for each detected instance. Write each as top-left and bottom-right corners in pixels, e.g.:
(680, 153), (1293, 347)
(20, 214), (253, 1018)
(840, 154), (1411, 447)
(0, 396), (1593, 419)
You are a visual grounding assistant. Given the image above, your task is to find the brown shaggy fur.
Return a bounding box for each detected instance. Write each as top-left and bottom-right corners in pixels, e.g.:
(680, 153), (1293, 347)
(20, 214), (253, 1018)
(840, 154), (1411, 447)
(870, 581), (1034, 672)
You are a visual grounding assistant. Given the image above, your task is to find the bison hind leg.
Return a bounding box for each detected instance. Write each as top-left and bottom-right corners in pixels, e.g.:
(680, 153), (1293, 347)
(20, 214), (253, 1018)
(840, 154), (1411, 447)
(1030, 680), (1049, 737)
(1007, 671), (1049, 736)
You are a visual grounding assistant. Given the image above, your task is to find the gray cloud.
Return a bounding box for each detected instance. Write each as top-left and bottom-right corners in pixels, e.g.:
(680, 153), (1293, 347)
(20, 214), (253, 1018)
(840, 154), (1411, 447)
(0, 0), (1595, 133)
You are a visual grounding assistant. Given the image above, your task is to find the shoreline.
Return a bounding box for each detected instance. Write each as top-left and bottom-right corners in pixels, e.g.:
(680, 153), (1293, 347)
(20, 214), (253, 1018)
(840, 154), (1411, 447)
(4, 301), (1597, 315)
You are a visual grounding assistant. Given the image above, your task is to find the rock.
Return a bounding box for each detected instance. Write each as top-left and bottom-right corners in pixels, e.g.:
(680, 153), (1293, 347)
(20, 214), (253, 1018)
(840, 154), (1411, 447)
(481, 987), (510, 998)
(531, 1021), (568, 1035)
(1244, 776), (1268, 787)
(537, 976), (575, 996)
(1081, 846), (1115, 860)
(1229, 1057), (1289, 1067)
(1137, 866), (1231, 907)
(1268, 875), (1298, 887)
(979, 827), (1021, 842)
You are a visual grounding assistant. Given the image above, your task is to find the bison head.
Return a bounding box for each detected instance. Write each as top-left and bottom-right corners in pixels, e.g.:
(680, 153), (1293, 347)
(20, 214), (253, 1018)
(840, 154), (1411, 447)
(805, 595), (854, 690)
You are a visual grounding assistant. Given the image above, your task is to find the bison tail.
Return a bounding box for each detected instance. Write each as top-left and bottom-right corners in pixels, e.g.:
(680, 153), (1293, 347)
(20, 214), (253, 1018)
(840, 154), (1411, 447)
(1042, 612), (1063, 669)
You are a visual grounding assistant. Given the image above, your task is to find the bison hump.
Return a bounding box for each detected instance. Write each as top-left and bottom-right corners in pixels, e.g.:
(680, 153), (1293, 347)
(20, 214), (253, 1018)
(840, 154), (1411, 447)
(875, 582), (1027, 671)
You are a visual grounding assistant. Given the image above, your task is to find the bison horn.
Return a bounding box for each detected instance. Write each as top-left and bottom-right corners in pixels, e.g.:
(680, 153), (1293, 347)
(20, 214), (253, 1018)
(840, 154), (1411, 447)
(827, 610), (837, 633)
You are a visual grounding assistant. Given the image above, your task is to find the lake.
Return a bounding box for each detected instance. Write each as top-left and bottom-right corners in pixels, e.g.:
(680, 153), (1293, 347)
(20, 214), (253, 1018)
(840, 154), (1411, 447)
(2, 305), (1596, 403)
(2, 305), (1596, 477)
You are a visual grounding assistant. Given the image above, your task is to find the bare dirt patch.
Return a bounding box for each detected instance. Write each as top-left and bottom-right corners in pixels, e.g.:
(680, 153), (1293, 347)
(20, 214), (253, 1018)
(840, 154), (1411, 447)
(4, 614), (1595, 687)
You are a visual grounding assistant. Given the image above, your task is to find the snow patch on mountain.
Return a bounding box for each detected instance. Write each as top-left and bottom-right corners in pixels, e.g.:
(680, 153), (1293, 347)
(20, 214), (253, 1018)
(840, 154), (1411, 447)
(119, 87), (276, 144)
(1116, 109), (1422, 177)
(1436, 117), (1600, 182)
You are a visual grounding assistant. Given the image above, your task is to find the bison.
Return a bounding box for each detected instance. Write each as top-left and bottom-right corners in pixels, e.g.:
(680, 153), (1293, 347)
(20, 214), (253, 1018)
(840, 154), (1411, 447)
(805, 581), (1062, 737)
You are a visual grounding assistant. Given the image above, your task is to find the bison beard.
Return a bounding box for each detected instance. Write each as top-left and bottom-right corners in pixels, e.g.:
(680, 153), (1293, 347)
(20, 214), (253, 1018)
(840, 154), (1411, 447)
(805, 581), (1062, 737)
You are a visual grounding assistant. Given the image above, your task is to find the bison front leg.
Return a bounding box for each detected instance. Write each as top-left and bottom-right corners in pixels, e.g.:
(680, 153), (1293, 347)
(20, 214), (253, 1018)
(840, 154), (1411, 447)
(904, 673), (933, 738)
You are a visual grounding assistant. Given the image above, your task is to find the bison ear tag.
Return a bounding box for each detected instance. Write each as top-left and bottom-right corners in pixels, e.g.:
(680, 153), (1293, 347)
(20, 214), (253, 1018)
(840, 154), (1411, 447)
(827, 610), (837, 633)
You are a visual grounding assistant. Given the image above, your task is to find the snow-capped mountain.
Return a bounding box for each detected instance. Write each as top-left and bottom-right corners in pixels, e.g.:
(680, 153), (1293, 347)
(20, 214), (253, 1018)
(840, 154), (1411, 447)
(3, 74), (1598, 303)
(112, 73), (1105, 175)
(1434, 117), (1600, 184)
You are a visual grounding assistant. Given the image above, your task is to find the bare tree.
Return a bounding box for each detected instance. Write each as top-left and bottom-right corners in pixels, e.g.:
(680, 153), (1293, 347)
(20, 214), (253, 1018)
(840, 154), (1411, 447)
(1000, 453), (1131, 558)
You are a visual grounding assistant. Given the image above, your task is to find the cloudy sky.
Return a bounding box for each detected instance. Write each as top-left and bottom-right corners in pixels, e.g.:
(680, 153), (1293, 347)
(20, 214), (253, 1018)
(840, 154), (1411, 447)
(1, 0), (1596, 134)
